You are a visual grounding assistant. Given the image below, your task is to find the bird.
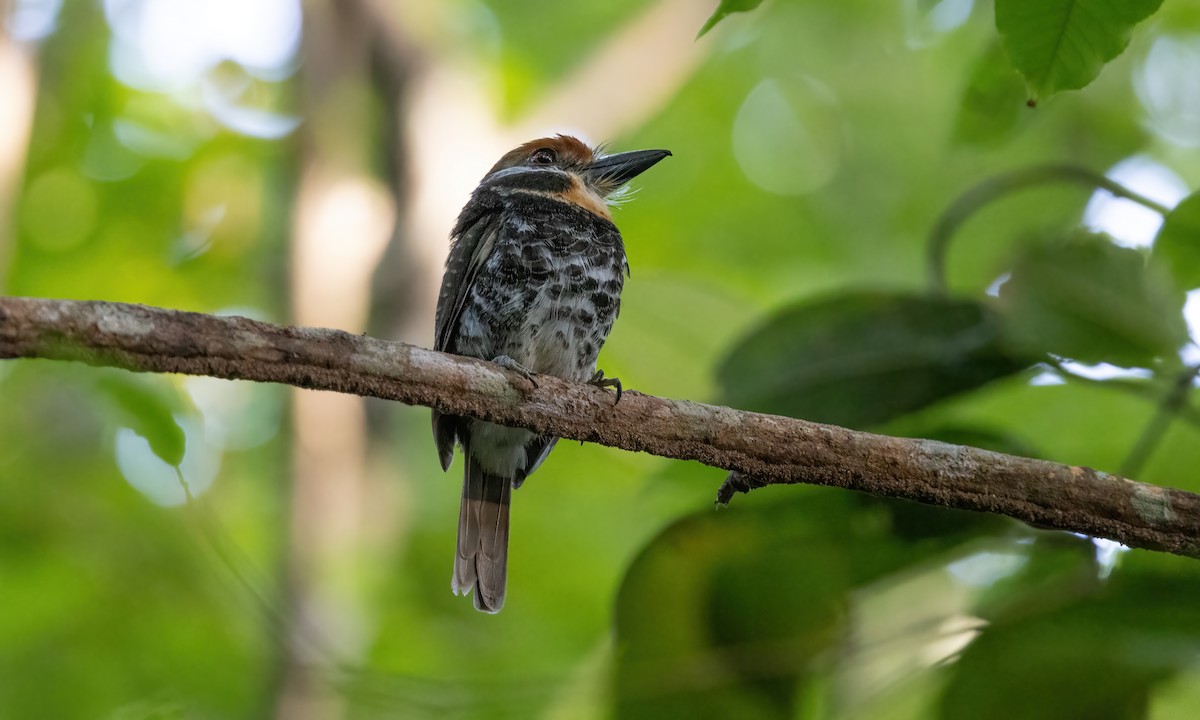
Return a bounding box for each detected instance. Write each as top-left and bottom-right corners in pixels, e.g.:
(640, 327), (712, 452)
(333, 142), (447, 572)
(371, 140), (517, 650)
(432, 135), (670, 612)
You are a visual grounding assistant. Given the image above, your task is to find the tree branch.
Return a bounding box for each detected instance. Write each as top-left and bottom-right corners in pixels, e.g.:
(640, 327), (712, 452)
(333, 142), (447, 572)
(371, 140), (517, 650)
(3, 296), (1198, 558)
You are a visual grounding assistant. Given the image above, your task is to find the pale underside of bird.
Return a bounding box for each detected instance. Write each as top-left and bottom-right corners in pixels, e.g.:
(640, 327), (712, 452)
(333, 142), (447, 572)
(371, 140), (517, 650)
(431, 135), (670, 612)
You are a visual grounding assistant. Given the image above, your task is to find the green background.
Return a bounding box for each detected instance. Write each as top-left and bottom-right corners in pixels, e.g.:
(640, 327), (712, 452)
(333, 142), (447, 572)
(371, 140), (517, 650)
(3, 0), (1200, 717)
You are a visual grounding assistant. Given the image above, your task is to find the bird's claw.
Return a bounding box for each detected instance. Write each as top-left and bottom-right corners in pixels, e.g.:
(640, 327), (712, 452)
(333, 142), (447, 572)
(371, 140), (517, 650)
(589, 369), (623, 405)
(493, 355), (539, 389)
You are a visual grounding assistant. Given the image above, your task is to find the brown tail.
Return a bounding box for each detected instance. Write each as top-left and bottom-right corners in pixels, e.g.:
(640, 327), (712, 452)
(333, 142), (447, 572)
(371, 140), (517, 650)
(451, 441), (511, 613)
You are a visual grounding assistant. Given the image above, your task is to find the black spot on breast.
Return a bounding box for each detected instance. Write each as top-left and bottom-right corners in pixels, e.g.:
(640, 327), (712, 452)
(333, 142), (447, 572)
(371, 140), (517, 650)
(552, 305), (573, 321)
(591, 292), (613, 311)
(497, 252), (523, 279)
(575, 308), (594, 324)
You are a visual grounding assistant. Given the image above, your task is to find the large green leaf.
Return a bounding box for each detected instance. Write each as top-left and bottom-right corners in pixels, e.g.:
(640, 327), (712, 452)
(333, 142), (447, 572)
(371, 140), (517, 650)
(696, 0), (764, 38)
(614, 510), (830, 719)
(615, 489), (999, 720)
(614, 494), (855, 720)
(1153, 191), (1200, 291)
(998, 234), (1188, 367)
(717, 292), (1027, 428)
(941, 554), (1200, 720)
(995, 0), (1164, 100)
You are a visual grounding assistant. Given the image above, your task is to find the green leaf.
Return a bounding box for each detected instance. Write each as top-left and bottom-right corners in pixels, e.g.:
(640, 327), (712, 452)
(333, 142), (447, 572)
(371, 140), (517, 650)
(615, 489), (995, 720)
(94, 374), (187, 468)
(971, 533), (1101, 625)
(696, 0), (764, 38)
(1153, 191), (1200, 291)
(941, 555), (1200, 720)
(614, 497), (850, 720)
(998, 234), (1188, 367)
(716, 292), (1028, 428)
(954, 40), (1029, 147)
(995, 0), (1164, 100)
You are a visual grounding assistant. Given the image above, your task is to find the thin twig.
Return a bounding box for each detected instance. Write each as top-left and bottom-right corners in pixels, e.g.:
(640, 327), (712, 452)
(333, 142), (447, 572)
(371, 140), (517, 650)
(927, 164), (1172, 294)
(1044, 359), (1200, 432)
(1119, 365), (1200, 479)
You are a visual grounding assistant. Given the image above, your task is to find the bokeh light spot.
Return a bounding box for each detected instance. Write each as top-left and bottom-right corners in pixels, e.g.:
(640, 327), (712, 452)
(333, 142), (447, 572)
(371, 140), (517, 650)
(184, 372), (281, 451)
(903, 0), (974, 49)
(115, 413), (218, 507)
(1083, 155), (1187, 249)
(21, 168), (98, 252)
(105, 0), (301, 91)
(1136, 34), (1200, 148)
(947, 549), (1027, 587)
(6, 0), (63, 41)
(732, 77), (842, 196)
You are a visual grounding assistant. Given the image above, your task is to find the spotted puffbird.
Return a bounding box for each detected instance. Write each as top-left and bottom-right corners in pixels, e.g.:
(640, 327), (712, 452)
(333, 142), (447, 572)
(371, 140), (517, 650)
(432, 135), (670, 612)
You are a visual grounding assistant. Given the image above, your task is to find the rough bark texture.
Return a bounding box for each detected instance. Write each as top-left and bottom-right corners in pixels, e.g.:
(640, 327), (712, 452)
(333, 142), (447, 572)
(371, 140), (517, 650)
(3, 296), (1199, 558)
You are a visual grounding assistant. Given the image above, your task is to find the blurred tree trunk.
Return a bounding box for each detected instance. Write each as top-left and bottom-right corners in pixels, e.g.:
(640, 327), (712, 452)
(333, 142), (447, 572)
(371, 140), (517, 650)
(275, 2), (711, 713)
(0, 31), (37, 291)
(277, 1), (415, 718)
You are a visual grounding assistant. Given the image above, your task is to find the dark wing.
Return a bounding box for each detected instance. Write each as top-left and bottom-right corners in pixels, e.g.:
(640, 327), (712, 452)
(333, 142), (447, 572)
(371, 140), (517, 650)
(432, 205), (503, 471)
(513, 436), (559, 489)
(434, 214), (500, 354)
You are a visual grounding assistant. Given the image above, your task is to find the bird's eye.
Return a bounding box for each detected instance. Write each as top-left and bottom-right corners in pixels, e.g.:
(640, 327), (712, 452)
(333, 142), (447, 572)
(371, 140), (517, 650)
(530, 148), (557, 165)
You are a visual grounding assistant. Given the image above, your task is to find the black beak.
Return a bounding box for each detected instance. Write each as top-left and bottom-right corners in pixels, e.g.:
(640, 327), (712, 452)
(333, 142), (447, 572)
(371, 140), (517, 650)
(583, 148), (671, 192)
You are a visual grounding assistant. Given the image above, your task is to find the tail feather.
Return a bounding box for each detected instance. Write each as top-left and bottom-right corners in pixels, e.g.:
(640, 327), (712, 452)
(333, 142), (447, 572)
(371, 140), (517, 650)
(452, 442), (511, 613)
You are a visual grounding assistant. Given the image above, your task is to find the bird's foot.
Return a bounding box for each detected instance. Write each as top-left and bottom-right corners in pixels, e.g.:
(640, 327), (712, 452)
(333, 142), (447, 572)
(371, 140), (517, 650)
(492, 355), (538, 389)
(589, 369), (623, 405)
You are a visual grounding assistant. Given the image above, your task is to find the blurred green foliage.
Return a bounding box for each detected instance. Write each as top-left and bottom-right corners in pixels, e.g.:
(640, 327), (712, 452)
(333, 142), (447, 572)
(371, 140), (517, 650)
(717, 292), (1026, 426)
(998, 232), (1188, 367)
(1155, 192), (1200, 290)
(3, 0), (1200, 718)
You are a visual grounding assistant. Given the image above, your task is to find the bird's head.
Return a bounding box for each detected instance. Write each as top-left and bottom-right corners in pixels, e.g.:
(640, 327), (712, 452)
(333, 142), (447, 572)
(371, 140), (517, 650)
(481, 135), (670, 219)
